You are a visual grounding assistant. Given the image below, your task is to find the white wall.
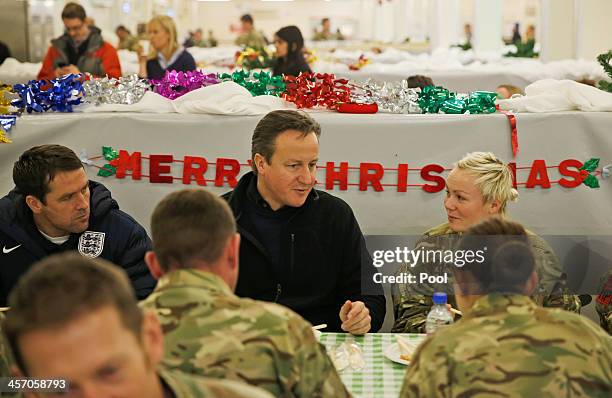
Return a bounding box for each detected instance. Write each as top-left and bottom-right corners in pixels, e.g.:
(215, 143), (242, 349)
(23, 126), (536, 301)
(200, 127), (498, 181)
(575, 0), (612, 60)
(540, 0), (576, 61)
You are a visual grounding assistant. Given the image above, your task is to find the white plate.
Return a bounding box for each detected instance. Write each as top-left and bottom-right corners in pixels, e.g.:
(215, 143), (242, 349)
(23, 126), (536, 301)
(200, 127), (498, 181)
(384, 342), (412, 365)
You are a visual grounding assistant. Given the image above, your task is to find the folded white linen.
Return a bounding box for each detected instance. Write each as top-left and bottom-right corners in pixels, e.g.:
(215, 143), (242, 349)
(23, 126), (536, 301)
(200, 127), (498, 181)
(497, 79), (612, 112)
(79, 81), (293, 115)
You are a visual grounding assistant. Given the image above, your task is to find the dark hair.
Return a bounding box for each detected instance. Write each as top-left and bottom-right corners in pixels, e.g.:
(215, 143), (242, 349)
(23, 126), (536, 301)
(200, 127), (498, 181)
(240, 14), (253, 24)
(61, 2), (87, 21)
(407, 75), (434, 90)
(150, 189), (236, 271)
(116, 25), (130, 34)
(455, 217), (535, 295)
(275, 25), (305, 56)
(13, 145), (84, 204)
(251, 110), (321, 173)
(4, 253), (143, 374)
(322, 18), (330, 25)
(273, 26), (311, 77)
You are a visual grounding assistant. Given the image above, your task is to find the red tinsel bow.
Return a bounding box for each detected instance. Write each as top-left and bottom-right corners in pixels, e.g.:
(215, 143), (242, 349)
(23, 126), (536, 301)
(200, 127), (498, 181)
(283, 73), (351, 110)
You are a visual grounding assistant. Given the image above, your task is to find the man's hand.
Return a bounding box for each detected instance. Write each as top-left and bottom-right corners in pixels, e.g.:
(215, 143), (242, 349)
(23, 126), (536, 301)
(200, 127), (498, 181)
(339, 300), (371, 335)
(55, 64), (81, 77)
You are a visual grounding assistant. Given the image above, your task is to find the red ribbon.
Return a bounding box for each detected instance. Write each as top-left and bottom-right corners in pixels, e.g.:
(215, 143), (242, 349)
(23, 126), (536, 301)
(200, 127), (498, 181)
(337, 102), (378, 114)
(283, 73), (351, 110)
(497, 106), (518, 158)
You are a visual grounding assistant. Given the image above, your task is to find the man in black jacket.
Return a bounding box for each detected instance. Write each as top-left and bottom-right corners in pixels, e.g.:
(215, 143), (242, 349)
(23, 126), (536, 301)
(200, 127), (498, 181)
(223, 110), (385, 334)
(0, 145), (155, 306)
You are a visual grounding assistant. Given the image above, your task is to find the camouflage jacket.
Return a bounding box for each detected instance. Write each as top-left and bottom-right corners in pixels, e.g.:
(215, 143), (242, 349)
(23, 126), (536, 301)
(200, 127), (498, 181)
(118, 35), (141, 52)
(392, 222), (581, 333)
(596, 270), (612, 334)
(235, 30), (268, 49)
(1, 312), (14, 377)
(141, 269), (350, 398)
(400, 294), (612, 398)
(159, 366), (273, 398)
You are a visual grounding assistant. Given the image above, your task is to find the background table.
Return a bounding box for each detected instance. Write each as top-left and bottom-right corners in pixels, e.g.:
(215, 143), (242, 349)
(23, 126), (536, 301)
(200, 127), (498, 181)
(320, 332), (426, 398)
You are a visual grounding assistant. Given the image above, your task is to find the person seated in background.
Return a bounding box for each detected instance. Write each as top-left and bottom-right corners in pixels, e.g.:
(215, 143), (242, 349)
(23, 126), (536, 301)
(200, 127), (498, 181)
(313, 18), (344, 41)
(496, 84), (523, 99)
(207, 30), (218, 47)
(392, 152), (582, 333)
(0, 144), (156, 306)
(2, 253), (273, 398)
(0, 41), (11, 65)
(141, 189), (349, 397)
(222, 110), (386, 334)
(400, 218), (612, 397)
(406, 75), (434, 90)
(511, 22), (522, 44)
(37, 2), (121, 80)
(234, 14), (267, 49)
(136, 22), (148, 41)
(272, 26), (312, 77)
(138, 15), (196, 80)
(116, 25), (141, 52)
(184, 28), (210, 48)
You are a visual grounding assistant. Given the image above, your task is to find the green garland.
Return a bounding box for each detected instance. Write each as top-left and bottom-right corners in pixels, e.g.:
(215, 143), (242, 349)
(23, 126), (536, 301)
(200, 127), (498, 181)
(505, 39), (538, 58)
(597, 50), (612, 93)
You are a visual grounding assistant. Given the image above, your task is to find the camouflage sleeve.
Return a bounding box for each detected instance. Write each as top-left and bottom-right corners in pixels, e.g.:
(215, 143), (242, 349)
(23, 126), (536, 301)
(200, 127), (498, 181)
(529, 236), (582, 313)
(400, 338), (450, 398)
(596, 271), (612, 334)
(1, 313), (14, 377)
(288, 315), (351, 397)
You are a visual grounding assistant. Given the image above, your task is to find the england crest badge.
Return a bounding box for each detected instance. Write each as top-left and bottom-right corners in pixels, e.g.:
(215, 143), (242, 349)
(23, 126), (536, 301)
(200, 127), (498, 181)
(78, 231), (106, 258)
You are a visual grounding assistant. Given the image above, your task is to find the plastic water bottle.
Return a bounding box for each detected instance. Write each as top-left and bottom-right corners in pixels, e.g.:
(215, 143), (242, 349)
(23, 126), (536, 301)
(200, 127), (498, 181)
(425, 292), (454, 334)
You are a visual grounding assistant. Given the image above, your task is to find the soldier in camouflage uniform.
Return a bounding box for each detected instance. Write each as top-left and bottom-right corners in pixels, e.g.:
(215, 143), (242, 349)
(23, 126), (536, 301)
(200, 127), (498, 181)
(4, 253), (272, 398)
(235, 14), (268, 49)
(142, 189), (350, 397)
(596, 270), (612, 334)
(392, 152), (581, 333)
(400, 218), (612, 398)
(0, 313), (12, 378)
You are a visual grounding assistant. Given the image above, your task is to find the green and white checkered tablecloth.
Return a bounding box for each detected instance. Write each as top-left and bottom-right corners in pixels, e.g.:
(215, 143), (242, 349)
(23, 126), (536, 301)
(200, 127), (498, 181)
(320, 333), (426, 398)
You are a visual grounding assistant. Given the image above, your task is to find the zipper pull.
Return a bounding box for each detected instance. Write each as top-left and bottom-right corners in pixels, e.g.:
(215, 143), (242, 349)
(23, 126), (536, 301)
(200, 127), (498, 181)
(274, 283), (282, 302)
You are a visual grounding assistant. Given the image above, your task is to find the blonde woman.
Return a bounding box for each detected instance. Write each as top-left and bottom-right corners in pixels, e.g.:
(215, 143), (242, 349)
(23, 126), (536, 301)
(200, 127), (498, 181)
(391, 152), (580, 333)
(138, 16), (196, 80)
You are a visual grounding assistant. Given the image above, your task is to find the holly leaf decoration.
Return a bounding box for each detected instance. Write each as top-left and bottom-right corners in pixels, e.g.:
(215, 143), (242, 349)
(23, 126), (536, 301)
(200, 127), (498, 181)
(583, 174), (600, 189)
(97, 164), (116, 177)
(102, 146), (119, 161)
(98, 146), (118, 177)
(580, 158), (600, 172)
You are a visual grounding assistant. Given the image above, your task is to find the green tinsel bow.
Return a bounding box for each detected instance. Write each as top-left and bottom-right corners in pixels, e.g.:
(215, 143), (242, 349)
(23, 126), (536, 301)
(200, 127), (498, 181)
(418, 86), (497, 114)
(218, 70), (286, 97)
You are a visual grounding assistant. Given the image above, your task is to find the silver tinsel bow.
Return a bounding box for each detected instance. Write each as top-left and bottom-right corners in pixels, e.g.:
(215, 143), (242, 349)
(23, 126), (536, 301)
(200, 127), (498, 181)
(351, 79), (422, 114)
(83, 74), (150, 105)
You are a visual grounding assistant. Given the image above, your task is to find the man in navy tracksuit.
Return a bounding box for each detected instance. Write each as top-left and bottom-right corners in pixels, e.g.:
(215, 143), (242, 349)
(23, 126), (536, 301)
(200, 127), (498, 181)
(0, 145), (155, 306)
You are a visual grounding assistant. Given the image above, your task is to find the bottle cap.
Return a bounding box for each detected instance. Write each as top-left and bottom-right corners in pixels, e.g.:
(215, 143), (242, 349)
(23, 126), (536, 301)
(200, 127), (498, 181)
(432, 292), (447, 305)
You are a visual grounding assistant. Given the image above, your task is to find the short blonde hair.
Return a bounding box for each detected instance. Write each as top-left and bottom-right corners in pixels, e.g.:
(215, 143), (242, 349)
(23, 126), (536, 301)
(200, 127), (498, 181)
(455, 152), (518, 214)
(147, 15), (179, 60)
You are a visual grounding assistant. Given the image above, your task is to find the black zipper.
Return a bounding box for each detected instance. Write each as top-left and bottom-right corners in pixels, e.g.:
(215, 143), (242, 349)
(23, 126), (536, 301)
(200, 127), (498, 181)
(290, 233), (295, 277)
(275, 234), (295, 303)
